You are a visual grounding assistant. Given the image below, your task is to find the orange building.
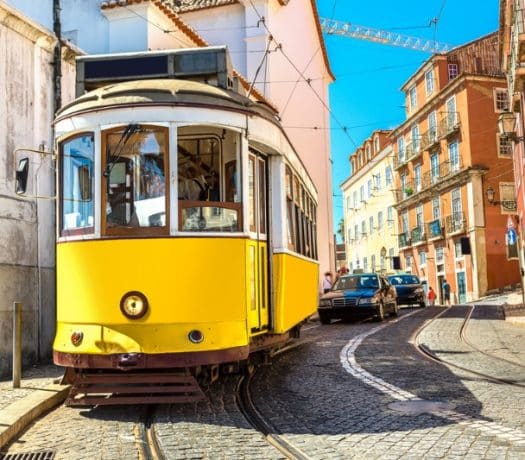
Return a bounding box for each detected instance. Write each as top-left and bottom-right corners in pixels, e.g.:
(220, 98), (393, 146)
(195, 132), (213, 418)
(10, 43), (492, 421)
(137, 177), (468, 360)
(391, 32), (519, 303)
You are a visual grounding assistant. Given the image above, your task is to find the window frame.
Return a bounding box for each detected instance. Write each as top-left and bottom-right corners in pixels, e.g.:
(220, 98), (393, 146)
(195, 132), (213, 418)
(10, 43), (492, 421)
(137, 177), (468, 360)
(59, 132), (96, 238)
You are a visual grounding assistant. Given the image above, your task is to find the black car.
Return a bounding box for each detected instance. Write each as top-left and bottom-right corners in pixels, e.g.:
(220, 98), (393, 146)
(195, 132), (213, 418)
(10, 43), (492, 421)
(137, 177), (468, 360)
(387, 274), (426, 308)
(317, 273), (398, 324)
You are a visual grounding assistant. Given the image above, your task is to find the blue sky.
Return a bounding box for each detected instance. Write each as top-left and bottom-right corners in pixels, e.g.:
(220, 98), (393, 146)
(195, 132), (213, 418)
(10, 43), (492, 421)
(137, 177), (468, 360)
(315, 0), (500, 237)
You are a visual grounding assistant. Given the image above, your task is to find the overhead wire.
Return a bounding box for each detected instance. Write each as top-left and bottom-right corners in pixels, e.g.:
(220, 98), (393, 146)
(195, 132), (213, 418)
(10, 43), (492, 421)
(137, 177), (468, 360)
(118, 0), (362, 152)
(246, 0), (358, 148)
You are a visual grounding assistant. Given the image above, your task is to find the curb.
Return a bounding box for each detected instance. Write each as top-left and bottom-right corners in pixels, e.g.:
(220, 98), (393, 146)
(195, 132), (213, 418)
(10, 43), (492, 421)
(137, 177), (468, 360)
(0, 383), (70, 449)
(502, 303), (525, 328)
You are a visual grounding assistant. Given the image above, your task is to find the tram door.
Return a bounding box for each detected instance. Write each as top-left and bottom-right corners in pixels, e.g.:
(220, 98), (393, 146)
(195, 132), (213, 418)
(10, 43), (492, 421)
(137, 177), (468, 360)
(247, 152), (269, 333)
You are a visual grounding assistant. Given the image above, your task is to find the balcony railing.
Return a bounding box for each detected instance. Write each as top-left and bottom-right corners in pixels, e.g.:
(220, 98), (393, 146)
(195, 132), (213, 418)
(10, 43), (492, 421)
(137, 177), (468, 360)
(419, 128), (440, 153)
(411, 226), (426, 244)
(509, 8), (525, 108)
(427, 218), (444, 239)
(395, 157), (465, 204)
(405, 142), (421, 162)
(393, 152), (408, 170)
(398, 231), (411, 247)
(445, 212), (466, 234)
(437, 112), (460, 138)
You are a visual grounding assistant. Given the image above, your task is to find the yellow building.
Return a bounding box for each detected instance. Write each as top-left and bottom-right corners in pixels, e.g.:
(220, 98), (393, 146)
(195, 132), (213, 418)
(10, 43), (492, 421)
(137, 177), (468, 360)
(341, 131), (399, 274)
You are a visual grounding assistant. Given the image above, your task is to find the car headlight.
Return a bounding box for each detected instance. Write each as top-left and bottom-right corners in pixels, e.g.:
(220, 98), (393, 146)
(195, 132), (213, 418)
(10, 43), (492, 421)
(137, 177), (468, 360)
(414, 287), (424, 294)
(319, 299), (332, 307)
(359, 296), (378, 305)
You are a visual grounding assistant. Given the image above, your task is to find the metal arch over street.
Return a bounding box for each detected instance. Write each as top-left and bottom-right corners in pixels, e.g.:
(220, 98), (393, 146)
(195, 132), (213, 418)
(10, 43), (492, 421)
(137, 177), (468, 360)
(320, 17), (453, 54)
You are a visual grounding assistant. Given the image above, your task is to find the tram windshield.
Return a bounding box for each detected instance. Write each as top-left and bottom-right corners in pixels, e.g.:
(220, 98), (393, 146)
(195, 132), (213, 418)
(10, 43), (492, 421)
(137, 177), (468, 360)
(104, 126), (168, 233)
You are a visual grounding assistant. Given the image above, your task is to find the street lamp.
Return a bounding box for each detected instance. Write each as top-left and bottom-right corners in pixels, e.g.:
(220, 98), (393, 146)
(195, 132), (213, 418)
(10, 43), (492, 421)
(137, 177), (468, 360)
(486, 185), (517, 211)
(497, 111), (525, 142)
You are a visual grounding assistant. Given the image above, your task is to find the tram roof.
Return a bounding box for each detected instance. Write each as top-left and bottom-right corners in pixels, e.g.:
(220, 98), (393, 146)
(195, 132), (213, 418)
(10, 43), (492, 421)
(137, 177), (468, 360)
(57, 78), (277, 120)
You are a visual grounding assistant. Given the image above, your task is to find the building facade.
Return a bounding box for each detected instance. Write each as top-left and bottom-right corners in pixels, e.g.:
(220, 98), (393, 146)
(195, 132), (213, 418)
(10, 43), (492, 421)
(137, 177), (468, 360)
(341, 131), (399, 275)
(392, 33), (519, 303)
(0, 1), (77, 375)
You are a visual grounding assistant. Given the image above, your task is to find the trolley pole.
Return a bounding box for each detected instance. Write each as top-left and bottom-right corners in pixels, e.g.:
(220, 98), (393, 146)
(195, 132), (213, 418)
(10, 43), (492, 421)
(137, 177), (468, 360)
(13, 302), (22, 388)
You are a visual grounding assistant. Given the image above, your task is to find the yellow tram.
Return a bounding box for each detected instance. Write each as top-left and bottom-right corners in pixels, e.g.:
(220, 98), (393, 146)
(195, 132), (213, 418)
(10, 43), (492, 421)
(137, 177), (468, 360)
(38, 47), (319, 404)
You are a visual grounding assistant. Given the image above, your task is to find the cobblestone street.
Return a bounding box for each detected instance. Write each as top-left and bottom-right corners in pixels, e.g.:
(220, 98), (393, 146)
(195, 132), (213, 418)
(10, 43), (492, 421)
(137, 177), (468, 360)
(2, 305), (525, 459)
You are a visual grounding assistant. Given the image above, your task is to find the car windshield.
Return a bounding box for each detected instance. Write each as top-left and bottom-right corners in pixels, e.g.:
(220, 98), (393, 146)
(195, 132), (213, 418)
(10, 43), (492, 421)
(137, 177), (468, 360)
(388, 275), (420, 285)
(334, 275), (379, 290)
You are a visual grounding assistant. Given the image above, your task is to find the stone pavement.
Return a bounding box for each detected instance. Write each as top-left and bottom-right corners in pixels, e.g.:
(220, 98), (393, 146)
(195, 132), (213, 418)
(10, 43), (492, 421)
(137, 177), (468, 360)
(1, 290), (524, 456)
(0, 365), (68, 449)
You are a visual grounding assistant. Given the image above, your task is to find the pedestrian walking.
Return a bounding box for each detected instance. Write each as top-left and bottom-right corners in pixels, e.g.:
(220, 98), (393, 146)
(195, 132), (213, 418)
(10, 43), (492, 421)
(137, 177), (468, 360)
(442, 279), (451, 306)
(427, 286), (436, 306)
(322, 271), (333, 293)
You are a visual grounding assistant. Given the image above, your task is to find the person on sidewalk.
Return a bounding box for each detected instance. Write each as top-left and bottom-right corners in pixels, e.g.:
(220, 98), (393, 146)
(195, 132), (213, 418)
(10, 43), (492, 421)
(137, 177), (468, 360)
(442, 279), (451, 306)
(322, 272), (333, 293)
(427, 286), (436, 306)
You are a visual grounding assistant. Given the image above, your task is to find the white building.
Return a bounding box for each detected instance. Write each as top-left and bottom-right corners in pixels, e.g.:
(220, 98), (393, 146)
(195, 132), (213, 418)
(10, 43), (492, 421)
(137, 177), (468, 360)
(341, 131), (400, 275)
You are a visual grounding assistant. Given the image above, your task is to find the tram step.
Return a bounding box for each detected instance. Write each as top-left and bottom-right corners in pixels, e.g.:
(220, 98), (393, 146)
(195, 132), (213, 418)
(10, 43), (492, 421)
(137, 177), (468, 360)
(66, 371), (206, 406)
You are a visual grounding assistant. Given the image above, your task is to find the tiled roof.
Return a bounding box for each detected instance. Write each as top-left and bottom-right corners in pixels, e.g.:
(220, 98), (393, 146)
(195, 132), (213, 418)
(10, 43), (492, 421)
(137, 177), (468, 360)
(100, 0), (334, 102)
(160, 0), (238, 13)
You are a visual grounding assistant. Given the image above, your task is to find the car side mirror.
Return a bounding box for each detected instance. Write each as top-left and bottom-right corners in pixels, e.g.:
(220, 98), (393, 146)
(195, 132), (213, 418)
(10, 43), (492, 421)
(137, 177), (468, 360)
(15, 157), (29, 195)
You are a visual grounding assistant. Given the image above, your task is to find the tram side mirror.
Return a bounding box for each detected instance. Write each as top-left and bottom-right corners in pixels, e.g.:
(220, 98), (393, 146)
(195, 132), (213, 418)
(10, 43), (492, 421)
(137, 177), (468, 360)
(78, 164), (92, 201)
(15, 157), (29, 195)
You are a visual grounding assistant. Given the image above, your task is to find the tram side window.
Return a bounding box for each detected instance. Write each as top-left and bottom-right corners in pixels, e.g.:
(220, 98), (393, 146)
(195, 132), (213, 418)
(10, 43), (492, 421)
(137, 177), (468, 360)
(294, 177), (304, 254)
(60, 134), (94, 236)
(285, 167), (295, 250)
(311, 203), (318, 259)
(284, 165), (317, 259)
(104, 126), (168, 233)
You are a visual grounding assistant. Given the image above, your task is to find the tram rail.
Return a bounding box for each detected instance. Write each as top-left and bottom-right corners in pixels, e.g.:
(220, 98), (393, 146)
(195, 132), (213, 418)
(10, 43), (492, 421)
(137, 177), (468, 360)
(414, 305), (525, 389)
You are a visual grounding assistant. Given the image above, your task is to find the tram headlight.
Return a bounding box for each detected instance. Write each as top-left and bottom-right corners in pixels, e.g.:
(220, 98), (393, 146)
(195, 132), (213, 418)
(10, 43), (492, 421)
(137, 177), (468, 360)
(120, 291), (149, 319)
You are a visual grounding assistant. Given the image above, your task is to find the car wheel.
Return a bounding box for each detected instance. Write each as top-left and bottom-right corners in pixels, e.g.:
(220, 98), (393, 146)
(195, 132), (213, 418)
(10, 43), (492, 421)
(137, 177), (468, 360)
(391, 301), (399, 317)
(319, 312), (331, 324)
(419, 301), (426, 308)
(375, 302), (385, 322)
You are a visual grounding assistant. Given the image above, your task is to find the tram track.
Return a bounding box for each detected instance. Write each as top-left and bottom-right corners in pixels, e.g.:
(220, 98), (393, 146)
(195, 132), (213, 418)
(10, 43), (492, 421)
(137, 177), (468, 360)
(236, 372), (310, 460)
(414, 305), (525, 389)
(137, 405), (165, 460)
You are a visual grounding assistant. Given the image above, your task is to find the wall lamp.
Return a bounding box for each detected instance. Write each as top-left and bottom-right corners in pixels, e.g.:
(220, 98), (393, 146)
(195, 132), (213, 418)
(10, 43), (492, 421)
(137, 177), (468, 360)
(486, 185), (517, 211)
(498, 111), (525, 142)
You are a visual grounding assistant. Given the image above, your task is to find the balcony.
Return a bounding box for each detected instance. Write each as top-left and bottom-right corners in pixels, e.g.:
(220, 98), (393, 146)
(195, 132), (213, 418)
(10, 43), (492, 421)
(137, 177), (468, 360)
(405, 142), (421, 162)
(395, 180), (416, 202)
(398, 231), (411, 248)
(509, 8), (525, 110)
(437, 112), (461, 139)
(419, 128), (440, 153)
(411, 226), (426, 244)
(393, 152), (408, 170)
(427, 218), (445, 239)
(445, 212), (466, 234)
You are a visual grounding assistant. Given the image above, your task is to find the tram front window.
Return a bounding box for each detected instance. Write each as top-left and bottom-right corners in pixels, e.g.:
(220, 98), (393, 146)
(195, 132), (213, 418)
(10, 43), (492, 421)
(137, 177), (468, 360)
(104, 125), (168, 233)
(178, 130), (241, 232)
(60, 133), (94, 236)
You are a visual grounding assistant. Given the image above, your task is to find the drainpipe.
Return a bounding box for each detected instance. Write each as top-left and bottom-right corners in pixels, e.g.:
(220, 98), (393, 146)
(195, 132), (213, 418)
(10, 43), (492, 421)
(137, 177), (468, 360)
(53, 0), (61, 114)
